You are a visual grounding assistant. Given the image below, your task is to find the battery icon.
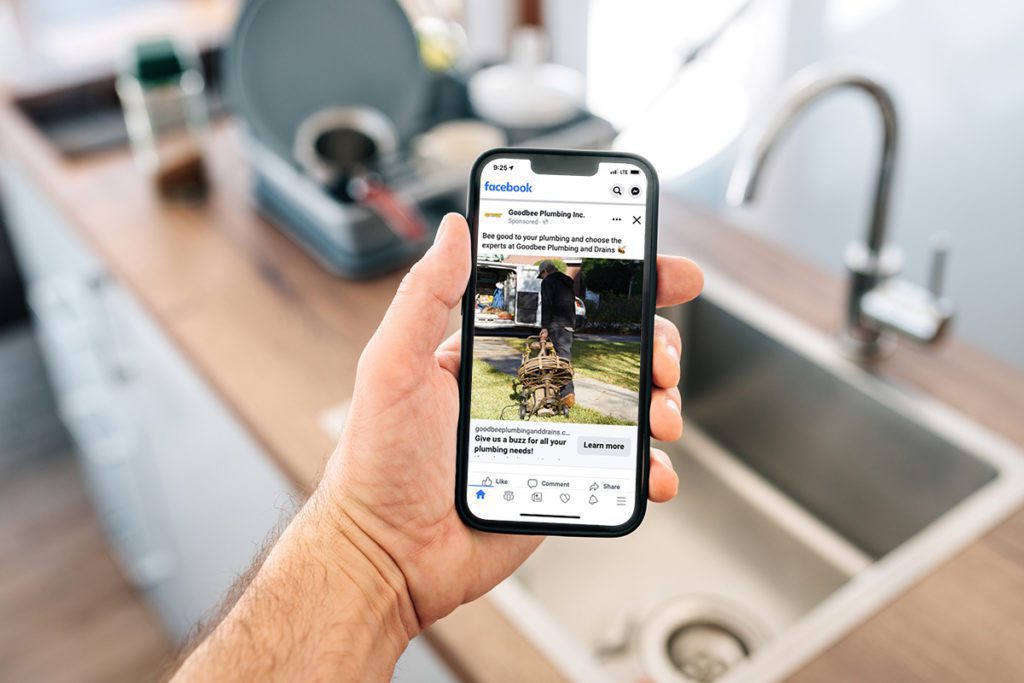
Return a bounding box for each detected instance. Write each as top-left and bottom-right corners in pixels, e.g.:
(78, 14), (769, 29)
(629, 169), (640, 174)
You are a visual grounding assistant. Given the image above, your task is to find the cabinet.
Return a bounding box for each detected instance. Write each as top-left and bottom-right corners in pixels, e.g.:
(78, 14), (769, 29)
(1, 161), (454, 680)
(1, 161), (294, 639)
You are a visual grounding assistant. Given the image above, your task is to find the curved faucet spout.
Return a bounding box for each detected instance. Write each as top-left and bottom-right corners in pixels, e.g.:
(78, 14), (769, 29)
(727, 68), (899, 256)
(727, 67), (953, 361)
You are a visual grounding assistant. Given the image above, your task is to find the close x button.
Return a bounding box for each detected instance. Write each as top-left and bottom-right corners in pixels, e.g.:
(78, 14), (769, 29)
(633, 216), (642, 224)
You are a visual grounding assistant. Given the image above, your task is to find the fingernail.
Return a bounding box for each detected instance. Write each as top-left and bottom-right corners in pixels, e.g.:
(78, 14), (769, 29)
(667, 344), (680, 365)
(666, 397), (680, 414)
(651, 450), (673, 468)
(433, 217), (451, 245)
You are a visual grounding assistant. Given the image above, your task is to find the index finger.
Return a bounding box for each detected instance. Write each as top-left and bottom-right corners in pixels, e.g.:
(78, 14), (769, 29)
(657, 255), (704, 308)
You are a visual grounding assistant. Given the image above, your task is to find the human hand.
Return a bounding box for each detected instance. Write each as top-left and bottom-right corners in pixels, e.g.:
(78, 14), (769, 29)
(316, 213), (703, 638)
(539, 328), (549, 341)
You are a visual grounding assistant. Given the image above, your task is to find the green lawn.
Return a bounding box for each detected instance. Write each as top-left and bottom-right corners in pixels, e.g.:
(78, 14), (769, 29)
(470, 359), (633, 425)
(504, 338), (641, 392)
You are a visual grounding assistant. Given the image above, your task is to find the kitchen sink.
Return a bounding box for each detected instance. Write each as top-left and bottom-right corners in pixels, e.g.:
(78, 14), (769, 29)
(489, 271), (1024, 683)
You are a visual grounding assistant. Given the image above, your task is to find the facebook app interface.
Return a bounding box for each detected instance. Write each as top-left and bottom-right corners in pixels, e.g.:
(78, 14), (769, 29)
(467, 158), (649, 526)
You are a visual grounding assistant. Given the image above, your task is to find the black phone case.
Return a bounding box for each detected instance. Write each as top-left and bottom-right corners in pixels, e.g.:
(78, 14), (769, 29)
(455, 148), (659, 537)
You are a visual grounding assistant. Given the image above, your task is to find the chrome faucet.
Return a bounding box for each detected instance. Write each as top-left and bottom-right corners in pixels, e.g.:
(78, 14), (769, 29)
(727, 67), (954, 360)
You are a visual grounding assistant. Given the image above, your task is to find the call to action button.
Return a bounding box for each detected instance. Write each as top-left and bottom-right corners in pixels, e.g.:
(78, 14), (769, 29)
(578, 437), (631, 455)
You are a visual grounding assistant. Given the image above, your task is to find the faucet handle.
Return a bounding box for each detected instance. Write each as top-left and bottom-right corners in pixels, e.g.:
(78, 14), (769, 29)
(927, 232), (951, 298)
(860, 233), (955, 345)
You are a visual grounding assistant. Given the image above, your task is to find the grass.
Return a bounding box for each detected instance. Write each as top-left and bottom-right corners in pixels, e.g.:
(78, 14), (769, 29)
(469, 359), (633, 425)
(504, 338), (641, 392)
(571, 340), (642, 391)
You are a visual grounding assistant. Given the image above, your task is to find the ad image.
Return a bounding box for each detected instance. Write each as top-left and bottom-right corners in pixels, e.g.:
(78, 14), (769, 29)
(471, 255), (643, 427)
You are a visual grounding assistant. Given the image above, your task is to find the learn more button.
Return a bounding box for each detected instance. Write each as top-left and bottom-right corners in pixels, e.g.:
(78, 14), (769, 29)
(578, 436), (631, 455)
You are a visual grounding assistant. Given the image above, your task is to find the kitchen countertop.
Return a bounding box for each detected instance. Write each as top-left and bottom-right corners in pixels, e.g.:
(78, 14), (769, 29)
(3, 95), (1024, 681)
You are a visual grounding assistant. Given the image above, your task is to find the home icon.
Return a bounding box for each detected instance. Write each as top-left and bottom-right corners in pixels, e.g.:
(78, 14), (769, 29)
(475, 490), (486, 500)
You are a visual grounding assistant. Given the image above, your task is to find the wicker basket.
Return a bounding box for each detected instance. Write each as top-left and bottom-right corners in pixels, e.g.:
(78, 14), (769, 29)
(513, 336), (574, 419)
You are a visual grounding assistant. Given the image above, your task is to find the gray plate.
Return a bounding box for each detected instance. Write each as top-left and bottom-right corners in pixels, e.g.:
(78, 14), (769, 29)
(225, 0), (429, 162)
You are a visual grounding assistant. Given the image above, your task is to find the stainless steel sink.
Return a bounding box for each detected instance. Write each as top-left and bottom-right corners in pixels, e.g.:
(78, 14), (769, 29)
(489, 271), (1024, 683)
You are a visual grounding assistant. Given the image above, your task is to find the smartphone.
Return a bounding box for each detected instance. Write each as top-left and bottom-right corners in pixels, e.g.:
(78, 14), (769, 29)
(456, 148), (658, 537)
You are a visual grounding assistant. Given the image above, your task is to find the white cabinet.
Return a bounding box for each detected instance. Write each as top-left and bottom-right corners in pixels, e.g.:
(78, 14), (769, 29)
(1, 163), (455, 681)
(1, 161), (294, 640)
(96, 279), (296, 636)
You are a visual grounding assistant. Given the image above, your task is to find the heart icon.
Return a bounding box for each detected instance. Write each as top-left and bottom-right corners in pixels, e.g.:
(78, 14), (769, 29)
(559, 493), (571, 503)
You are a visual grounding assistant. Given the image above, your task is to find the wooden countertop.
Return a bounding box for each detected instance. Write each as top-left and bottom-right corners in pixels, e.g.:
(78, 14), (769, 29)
(3, 97), (1024, 682)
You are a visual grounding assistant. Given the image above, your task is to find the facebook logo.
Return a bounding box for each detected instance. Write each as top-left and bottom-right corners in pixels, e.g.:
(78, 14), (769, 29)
(483, 181), (533, 193)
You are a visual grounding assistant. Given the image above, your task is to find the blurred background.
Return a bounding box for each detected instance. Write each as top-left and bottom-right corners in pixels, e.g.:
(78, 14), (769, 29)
(1, 1), (1023, 682)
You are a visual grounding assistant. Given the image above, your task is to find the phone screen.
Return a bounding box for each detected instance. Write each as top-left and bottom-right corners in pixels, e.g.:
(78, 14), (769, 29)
(459, 152), (655, 533)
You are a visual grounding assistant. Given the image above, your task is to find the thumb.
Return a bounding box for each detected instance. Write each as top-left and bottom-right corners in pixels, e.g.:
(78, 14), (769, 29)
(368, 213), (471, 364)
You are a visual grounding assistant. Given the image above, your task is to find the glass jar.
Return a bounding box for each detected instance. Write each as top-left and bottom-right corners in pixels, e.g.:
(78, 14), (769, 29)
(116, 38), (210, 200)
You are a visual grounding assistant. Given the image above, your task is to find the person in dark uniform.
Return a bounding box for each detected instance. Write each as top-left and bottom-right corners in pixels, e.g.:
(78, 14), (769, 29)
(537, 260), (576, 407)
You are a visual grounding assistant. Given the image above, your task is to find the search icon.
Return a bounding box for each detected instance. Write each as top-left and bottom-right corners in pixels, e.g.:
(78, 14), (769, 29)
(611, 184), (623, 197)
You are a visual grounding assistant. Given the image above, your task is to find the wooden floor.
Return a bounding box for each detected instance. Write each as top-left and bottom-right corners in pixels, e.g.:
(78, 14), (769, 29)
(0, 324), (173, 682)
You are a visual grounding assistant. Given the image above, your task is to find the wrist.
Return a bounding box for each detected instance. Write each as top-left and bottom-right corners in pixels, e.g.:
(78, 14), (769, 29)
(302, 488), (421, 643)
(176, 492), (416, 682)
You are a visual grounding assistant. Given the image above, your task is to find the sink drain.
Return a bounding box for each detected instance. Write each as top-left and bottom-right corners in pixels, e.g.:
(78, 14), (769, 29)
(667, 621), (749, 682)
(638, 596), (771, 683)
